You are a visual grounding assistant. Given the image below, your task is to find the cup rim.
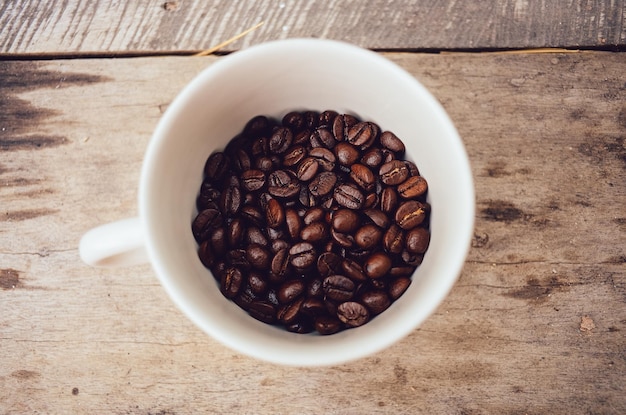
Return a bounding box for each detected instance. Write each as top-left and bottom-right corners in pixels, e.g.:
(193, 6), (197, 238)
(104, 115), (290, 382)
(139, 38), (475, 366)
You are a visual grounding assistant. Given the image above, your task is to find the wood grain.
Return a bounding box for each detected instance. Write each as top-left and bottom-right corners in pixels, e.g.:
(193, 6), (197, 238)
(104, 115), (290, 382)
(0, 0), (625, 55)
(0, 52), (625, 414)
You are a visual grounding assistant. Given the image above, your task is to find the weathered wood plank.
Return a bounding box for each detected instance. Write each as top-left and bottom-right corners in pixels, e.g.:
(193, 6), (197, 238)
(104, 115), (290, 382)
(0, 0), (625, 55)
(0, 52), (625, 414)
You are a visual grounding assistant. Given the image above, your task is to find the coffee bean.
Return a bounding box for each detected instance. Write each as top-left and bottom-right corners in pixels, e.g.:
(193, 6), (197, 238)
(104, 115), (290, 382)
(246, 226), (268, 247)
(285, 317), (314, 334)
(331, 209), (360, 233)
(278, 297), (305, 324)
(364, 209), (390, 229)
(309, 171), (337, 197)
(269, 127), (293, 154)
(265, 198), (285, 228)
(364, 252), (392, 278)
(282, 111), (304, 132)
(398, 175), (428, 199)
(380, 131), (405, 153)
(297, 157), (319, 181)
(388, 277), (412, 300)
(301, 297), (327, 317)
(210, 227), (227, 255)
(406, 227), (430, 253)
(361, 147), (384, 168)
(395, 201), (427, 230)
(285, 208), (302, 239)
(309, 147), (336, 171)
(401, 250), (424, 266)
(331, 113), (359, 141)
(246, 243), (271, 270)
(307, 278), (324, 298)
(360, 290), (391, 315)
(192, 208), (222, 242)
(271, 248), (291, 280)
(248, 271), (269, 295)
(228, 217), (245, 247)
(220, 184), (242, 216)
(300, 221), (328, 242)
(283, 145), (306, 167)
(347, 122), (378, 149)
(337, 301), (369, 327)
(341, 258), (368, 282)
(241, 169), (266, 192)
(204, 152), (230, 183)
(318, 110), (338, 127)
(354, 224), (383, 249)
(289, 242), (316, 269)
(317, 252), (343, 276)
(221, 267), (243, 298)
(248, 300), (276, 324)
(334, 184), (364, 209)
(277, 279), (306, 304)
(383, 224), (405, 254)
(198, 241), (214, 268)
(331, 228), (355, 248)
(240, 205), (264, 227)
(313, 127), (336, 149)
(270, 238), (290, 254)
(302, 111), (319, 129)
(315, 316), (342, 335)
(350, 164), (376, 192)
(379, 160), (409, 186)
(334, 142), (360, 166)
(380, 187), (399, 214)
(244, 115), (271, 138)
(303, 207), (325, 225)
(268, 170), (300, 198)
(323, 275), (355, 301)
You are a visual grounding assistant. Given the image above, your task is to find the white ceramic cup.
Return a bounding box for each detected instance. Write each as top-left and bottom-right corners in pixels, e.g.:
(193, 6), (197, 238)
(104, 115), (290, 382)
(79, 38), (474, 366)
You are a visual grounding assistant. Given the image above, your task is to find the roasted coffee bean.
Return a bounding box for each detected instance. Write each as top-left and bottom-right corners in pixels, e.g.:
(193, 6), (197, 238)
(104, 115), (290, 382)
(360, 290), (391, 315)
(401, 250), (424, 266)
(282, 111), (304, 132)
(221, 267), (243, 298)
(395, 201), (427, 230)
(364, 252), (392, 279)
(302, 111), (319, 129)
(317, 252), (343, 276)
(266, 198), (285, 228)
(350, 164), (376, 192)
(354, 224), (383, 249)
(307, 278), (324, 298)
(285, 208), (302, 239)
(309, 171), (337, 197)
(323, 275), (355, 301)
(269, 127), (293, 154)
(303, 207), (325, 225)
(406, 227), (430, 253)
(268, 170), (300, 198)
(405, 160), (420, 176)
(248, 271), (269, 295)
(379, 160), (409, 186)
(228, 217), (245, 247)
(331, 113), (359, 141)
(319, 110), (338, 127)
(198, 241), (215, 268)
(388, 277), (412, 300)
(246, 226), (268, 247)
(210, 227), (228, 255)
(364, 209), (390, 229)
(309, 147), (336, 171)
(315, 316), (343, 335)
(341, 258), (368, 282)
(283, 145), (306, 167)
(389, 266), (416, 277)
(297, 157), (319, 181)
(220, 184), (242, 215)
(270, 238), (290, 254)
(331, 228), (355, 248)
(285, 317), (314, 334)
(278, 297), (305, 324)
(243, 115), (271, 138)
(271, 248), (291, 279)
(241, 169), (266, 192)
(380, 131), (406, 153)
(301, 297), (327, 317)
(300, 221), (328, 242)
(398, 175), (428, 199)
(298, 186), (316, 207)
(192, 208), (222, 242)
(315, 128), (336, 149)
(330, 209), (360, 234)
(248, 300), (276, 324)
(289, 242), (316, 269)
(334, 184), (364, 209)
(204, 152), (230, 182)
(246, 243), (271, 270)
(233, 148), (252, 172)
(337, 301), (369, 327)
(383, 224), (405, 254)
(361, 147), (384, 168)
(380, 187), (399, 214)
(240, 205), (264, 227)
(347, 122), (378, 149)
(334, 141), (360, 166)
(278, 279), (306, 304)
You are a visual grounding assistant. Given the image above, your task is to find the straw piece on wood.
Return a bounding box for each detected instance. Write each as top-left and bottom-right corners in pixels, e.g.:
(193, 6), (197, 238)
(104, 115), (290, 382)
(194, 22), (265, 56)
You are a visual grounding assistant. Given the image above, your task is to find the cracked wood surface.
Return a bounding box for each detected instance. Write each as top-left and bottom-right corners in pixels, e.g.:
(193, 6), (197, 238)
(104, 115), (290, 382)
(0, 52), (624, 414)
(0, 0), (625, 55)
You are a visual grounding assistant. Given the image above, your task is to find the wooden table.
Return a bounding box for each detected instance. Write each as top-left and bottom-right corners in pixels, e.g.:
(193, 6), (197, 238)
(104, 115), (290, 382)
(1, 2), (625, 413)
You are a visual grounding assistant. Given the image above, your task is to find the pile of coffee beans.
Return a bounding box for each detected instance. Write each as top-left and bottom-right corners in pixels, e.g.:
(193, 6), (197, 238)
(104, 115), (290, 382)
(192, 110), (430, 335)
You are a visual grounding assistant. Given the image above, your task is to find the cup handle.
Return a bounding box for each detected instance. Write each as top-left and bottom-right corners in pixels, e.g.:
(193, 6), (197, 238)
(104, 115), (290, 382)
(79, 217), (149, 267)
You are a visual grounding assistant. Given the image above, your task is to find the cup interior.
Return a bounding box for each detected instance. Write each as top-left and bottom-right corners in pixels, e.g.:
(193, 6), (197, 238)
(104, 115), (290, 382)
(140, 39), (474, 366)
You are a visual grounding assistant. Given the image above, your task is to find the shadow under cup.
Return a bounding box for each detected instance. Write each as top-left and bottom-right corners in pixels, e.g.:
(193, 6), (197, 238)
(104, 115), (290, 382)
(140, 39), (474, 366)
